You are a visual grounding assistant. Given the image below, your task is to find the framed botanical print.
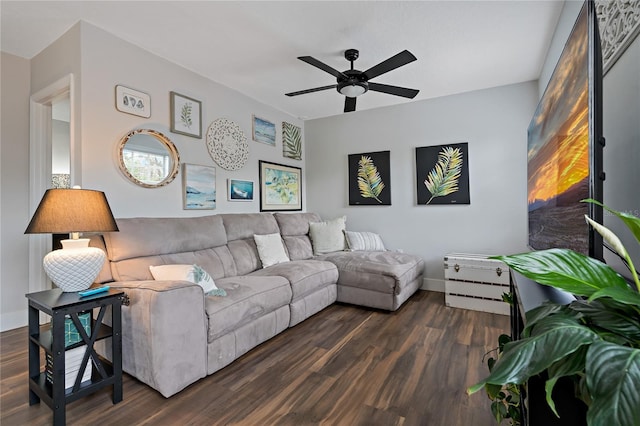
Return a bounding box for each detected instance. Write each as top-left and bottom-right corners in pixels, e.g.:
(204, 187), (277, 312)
(348, 150), (391, 206)
(170, 92), (202, 138)
(282, 121), (302, 160)
(416, 143), (470, 205)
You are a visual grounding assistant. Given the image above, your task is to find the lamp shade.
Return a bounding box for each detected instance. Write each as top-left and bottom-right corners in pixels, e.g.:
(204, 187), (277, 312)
(25, 188), (118, 292)
(25, 188), (119, 234)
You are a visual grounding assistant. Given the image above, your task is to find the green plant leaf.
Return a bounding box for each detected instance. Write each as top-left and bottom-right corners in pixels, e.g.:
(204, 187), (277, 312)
(493, 249), (628, 297)
(485, 382), (502, 399)
(523, 303), (572, 337)
(586, 341), (640, 426)
(357, 156), (385, 203)
(545, 346), (588, 418)
(424, 146), (462, 204)
(583, 198), (640, 243)
(468, 315), (599, 394)
(583, 200), (640, 289)
(570, 299), (640, 342)
(588, 286), (640, 310)
(498, 334), (511, 351)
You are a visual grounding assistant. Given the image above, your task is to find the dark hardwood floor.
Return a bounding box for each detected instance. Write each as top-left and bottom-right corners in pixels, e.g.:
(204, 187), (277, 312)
(1, 291), (509, 425)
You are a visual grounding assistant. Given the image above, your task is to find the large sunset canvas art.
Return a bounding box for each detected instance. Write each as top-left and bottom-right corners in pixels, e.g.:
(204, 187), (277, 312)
(527, 4), (590, 255)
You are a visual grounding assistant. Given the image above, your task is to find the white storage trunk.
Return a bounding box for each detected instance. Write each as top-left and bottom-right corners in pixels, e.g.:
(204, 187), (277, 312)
(444, 253), (510, 315)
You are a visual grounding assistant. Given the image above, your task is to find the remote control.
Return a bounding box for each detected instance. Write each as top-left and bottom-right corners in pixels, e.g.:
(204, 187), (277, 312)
(78, 286), (110, 297)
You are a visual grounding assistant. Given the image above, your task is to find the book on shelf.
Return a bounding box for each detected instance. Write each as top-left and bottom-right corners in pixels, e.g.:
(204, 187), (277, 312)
(45, 345), (92, 389)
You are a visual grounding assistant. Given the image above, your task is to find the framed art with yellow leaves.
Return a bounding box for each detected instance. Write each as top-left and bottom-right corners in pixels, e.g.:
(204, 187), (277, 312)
(416, 143), (470, 205)
(348, 150), (391, 206)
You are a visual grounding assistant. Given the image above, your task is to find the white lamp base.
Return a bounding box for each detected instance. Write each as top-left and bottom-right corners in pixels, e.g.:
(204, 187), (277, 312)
(43, 238), (105, 292)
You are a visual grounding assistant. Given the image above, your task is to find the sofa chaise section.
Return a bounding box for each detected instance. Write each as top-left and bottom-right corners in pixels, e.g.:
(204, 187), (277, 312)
(318, 251), (424, 311)
(275, 212), (425, 311)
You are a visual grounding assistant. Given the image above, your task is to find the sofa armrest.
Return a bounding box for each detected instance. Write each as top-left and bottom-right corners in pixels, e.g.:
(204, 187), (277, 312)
(97, 279), (207, 398)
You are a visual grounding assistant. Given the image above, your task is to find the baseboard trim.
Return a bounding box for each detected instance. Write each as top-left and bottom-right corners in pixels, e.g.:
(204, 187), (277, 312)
(421, 277), (445, 292)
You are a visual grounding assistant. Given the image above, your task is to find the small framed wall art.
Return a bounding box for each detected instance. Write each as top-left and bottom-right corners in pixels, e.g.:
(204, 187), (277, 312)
(182, 163), (216, 210)
(115, 85), (151, 118)
(227, 179), (254, 201)
(170, 92), (202, 138)
(259, 160), (302, 211)
(252, 115), (276, 146)
(416, 142), (470, 205)
(282, 121), (302, 160)
(348, 150), (391, 206)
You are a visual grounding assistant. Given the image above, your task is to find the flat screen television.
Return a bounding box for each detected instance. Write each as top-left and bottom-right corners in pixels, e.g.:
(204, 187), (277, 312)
(527, 0), (604, 261)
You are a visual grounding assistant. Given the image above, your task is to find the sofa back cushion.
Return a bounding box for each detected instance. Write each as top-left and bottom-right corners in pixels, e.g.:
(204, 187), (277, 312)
(103, 215), (236, 282)
(274, 212), (320, 260)
(89, 235), (113, 283)
(221, 213), (281, 275)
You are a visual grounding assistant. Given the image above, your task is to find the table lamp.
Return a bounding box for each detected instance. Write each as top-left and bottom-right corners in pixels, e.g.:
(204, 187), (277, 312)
(24, 187), (119, 292)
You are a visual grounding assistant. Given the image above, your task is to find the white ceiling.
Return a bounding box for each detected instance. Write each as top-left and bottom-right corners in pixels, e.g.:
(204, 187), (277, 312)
(1, 1), (564, 120)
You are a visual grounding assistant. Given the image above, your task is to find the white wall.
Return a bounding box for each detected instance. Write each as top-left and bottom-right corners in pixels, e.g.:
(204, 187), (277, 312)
(0, 52), (31, 330)
(78, 23), (304, 218)
(602, 36), (640, 278)
(305, 82), (537, 290)
(0, 22), (304, 331)
(52, 120), (70, 174)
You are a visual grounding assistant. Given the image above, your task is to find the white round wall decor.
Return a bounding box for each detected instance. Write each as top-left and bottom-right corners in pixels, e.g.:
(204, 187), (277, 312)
(206, 118), (249, 171)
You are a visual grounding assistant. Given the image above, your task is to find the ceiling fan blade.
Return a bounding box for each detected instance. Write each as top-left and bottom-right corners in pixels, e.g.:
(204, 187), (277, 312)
(362, 50), (417, 80)
(298, 56), (347, 79)
(285, 84), (337, 97)
(344, 97), (357, 113)
(368, 82), (419, 99)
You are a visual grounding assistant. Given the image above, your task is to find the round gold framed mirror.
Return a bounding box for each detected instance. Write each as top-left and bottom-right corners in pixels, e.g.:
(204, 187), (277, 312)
(117, 129), (180, 188)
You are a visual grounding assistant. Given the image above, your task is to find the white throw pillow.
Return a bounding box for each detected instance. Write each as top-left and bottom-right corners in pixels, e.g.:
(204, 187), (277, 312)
(309, 216), (347, 255)
(254, 233), (290, 268)
(344, 230), (386, 251)
(149, 264), (226, 296)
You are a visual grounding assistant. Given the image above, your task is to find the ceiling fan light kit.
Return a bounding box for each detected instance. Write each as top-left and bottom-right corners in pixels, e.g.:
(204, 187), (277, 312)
(286, 48), (419, 113)
(338, 82), (368, 98)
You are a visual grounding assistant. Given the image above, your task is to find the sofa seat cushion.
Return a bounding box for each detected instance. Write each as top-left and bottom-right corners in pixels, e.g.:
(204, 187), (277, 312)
(316, 251), (424, 294)
(205, 275), (292, 342)
(249, 260), (338, 301)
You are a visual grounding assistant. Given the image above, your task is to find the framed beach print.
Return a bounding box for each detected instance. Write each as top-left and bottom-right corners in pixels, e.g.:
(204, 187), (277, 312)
(227, 179), (254, 201)
(182, 163), (216, 210)
(115, 85), (151, 118)
(170, 92), (202, 138)
(259, 160), (302, 211)
(252, 115), (276, 146)
(416, 143), (470, 205)
(348, 150), (391, 206)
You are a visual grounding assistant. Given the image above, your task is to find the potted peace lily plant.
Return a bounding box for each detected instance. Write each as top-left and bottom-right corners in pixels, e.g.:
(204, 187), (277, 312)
(468, 200), (640, 426)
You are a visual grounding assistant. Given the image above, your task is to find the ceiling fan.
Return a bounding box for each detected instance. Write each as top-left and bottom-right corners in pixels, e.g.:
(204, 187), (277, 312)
(286, 49), (420, 113)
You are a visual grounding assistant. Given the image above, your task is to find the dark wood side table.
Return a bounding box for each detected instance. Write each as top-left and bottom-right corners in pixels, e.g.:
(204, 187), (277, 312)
(26, 288), (124, 425)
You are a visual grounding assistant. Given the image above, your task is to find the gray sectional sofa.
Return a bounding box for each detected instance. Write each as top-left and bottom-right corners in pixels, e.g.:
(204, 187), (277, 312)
(93, 212), (424, 397)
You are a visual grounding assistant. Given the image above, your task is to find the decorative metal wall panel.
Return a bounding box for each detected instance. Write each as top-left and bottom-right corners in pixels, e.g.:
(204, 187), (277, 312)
(596, 0), (640, 74)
